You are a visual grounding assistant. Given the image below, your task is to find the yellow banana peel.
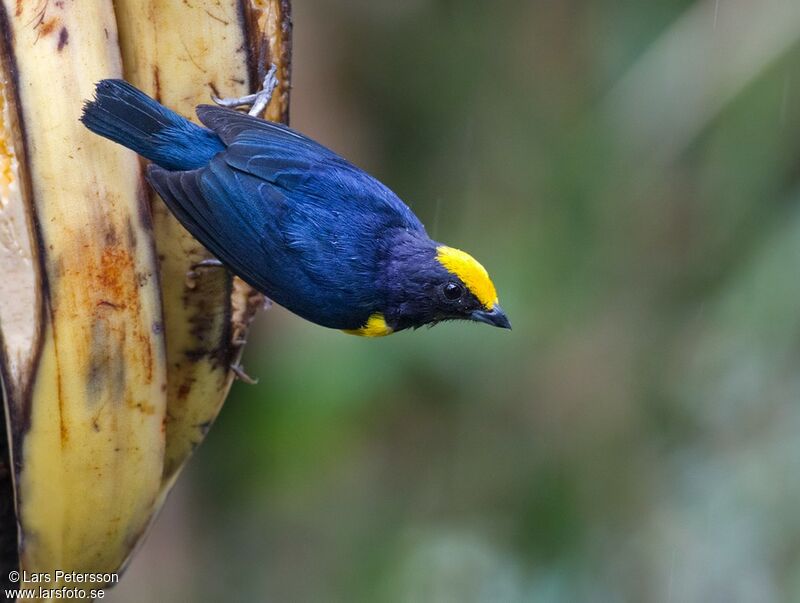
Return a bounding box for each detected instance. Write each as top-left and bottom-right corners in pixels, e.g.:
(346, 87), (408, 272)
(0, 0), (291, 597)
(0, 0), (168, 591)
(113, 0), (292, 489)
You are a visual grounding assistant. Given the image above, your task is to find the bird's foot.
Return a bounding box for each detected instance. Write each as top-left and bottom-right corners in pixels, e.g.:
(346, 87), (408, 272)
(230, 363), (258, 385)
(185, 258), (224, 289)
(192, 258), (224, 269)
(212, 64), (278, 117)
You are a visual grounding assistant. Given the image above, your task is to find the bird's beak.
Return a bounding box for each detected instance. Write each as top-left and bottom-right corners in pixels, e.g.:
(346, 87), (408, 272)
(470, 305), (512, 330)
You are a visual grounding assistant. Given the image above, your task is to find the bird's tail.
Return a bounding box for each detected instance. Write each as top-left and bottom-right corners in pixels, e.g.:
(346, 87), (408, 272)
(81, 79), (224, 171)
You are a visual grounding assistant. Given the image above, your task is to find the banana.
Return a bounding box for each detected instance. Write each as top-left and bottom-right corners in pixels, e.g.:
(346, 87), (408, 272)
(112, 0), (292, 487)
(0, 0), (167, 594)
(0, 0), (292, 596)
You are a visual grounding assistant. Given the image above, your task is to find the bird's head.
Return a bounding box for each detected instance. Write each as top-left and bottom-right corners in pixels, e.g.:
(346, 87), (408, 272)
(377, 236), (511, 334)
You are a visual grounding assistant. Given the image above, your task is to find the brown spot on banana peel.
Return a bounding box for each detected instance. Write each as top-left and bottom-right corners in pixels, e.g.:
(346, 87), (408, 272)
(152, 65), (162, 103)
(86, 317), (127, 404)
(56, 26), (67, 51)
(36, 17), (58, 39)
(181, 263), (232, 370)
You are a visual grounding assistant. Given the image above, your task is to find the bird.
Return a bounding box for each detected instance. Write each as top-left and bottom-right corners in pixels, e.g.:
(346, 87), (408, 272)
(80, 74), (510, 337)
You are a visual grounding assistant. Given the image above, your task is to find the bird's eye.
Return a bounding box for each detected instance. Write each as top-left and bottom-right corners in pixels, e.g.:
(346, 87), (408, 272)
(443, 282), (464, 301)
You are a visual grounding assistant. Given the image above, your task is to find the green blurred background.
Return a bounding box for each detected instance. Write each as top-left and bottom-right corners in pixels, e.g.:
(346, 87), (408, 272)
(110, 0), (800, 601)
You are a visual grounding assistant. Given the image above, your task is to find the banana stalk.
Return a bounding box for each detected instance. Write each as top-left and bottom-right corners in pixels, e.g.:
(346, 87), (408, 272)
(112, 0), (291, 489)
(0, 0), (168, 593)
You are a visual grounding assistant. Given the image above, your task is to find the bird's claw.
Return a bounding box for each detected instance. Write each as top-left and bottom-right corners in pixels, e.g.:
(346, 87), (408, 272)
(185, 257), (224, 289)
(192, 258), (224, 270)
(212, 64), (279, 118)
(230, 363), (258, 385)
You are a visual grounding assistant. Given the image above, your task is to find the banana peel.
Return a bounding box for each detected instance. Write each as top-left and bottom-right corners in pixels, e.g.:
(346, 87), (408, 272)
(0, 0), (168, 592)
(113, 0), (292, 489)
(0, 0), (292, 597)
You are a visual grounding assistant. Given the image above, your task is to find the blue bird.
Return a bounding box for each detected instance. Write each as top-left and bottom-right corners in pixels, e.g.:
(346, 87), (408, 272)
(81, 78), (510, 336)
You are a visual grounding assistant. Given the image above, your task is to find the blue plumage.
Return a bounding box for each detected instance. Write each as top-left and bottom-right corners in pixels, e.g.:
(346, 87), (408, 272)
(81, 80), (510, 334)
(80, 80), (223, 171)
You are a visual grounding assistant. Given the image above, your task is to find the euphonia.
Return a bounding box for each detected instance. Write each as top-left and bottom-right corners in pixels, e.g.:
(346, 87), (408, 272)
(81, 76), (510, 336)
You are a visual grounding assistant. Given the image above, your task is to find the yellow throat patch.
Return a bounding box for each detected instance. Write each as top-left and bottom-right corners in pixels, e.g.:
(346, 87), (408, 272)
(343, 313), (394, 337)
(436, 246), (498, 310)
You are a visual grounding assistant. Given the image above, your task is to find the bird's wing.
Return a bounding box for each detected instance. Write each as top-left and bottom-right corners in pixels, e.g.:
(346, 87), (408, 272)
(195, 105), (427, 234)
(196, 104), (337, 153)
(146, 161), (283, 295)
(147, 155), (383, 328)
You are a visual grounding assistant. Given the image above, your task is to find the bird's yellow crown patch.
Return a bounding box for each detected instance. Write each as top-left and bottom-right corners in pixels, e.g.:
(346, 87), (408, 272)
(343, 313), (394, 337)
(436, 246), (498, 310)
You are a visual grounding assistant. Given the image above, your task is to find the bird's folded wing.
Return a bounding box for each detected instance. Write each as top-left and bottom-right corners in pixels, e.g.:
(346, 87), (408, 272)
(195, 106), (427, 234)
(196, 105), (333, 157)
(146, 159), (282, 294)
